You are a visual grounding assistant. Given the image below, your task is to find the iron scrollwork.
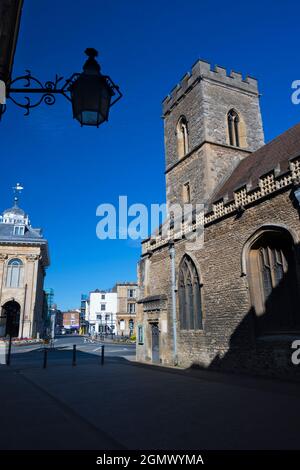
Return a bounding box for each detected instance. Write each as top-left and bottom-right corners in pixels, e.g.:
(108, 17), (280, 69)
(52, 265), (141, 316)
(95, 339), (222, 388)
(6, 70), (79, 116)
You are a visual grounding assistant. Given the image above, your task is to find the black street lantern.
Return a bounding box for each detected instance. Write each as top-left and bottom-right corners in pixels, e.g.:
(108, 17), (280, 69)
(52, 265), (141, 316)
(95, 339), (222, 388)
(0, 47), (122, 127)
(70, 48), (117, 127)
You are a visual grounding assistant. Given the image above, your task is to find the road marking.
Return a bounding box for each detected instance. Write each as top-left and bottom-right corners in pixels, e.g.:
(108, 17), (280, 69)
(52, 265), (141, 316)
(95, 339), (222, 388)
(93, 347), (129, 352)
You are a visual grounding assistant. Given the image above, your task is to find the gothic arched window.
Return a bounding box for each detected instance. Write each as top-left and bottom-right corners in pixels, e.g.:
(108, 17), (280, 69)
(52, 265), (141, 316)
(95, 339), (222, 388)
(6, 258), (23, 288)
(227, 109), (240, 147)
(178, 255), (202, 330)
(247, 229), (300, 335)
(176, 116), (189, 159)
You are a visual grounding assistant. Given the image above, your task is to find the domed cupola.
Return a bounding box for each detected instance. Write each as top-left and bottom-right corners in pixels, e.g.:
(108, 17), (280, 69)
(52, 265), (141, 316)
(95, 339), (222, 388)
(0, 184), (30, 226)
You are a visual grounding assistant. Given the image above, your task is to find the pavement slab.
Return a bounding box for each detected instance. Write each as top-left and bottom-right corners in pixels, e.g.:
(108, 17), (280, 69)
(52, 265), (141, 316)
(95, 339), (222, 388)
(1, 347), (300, 450)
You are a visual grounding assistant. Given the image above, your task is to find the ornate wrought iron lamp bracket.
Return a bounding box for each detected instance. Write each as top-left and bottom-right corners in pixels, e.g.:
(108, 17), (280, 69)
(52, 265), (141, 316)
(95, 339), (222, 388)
(3, 70), (80, 116)
(1, 69), (122, 118)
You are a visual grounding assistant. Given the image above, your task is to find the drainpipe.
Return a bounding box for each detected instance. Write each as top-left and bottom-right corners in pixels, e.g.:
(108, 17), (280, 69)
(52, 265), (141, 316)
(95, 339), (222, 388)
(169, 240), (178, 365)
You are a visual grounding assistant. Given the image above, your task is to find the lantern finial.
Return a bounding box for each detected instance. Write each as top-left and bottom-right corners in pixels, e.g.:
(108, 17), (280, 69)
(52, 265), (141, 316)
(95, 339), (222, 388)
(85, 48), (98, 59)
(83, 48), (100, 75)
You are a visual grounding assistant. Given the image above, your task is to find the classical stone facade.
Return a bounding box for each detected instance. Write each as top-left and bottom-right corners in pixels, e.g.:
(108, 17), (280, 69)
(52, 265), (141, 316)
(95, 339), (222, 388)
(0, 198), (49, 338)
(137, 60), (300, 380)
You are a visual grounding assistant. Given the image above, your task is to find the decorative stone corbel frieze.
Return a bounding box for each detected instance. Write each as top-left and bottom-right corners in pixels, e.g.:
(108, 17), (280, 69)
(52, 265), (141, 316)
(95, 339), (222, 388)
(25, 254), (40, 262)
(139, 294), (168, 313)
(142, 155), (300, 255)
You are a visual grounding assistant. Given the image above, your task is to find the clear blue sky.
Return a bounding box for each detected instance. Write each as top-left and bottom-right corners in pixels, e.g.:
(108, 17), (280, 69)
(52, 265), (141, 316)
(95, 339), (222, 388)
(1, 0), (300, 310)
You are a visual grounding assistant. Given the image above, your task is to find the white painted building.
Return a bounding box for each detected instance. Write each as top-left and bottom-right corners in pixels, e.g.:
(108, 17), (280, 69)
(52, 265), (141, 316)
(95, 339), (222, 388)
(87, 289), (117, 335)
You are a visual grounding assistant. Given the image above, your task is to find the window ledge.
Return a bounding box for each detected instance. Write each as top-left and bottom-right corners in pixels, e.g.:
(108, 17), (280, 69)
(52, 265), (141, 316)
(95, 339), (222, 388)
(179, 329), (205, 333)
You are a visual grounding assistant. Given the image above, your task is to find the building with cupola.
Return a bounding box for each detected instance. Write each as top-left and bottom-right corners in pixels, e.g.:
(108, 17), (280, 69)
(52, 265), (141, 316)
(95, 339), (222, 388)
(0, 189), (50, 338)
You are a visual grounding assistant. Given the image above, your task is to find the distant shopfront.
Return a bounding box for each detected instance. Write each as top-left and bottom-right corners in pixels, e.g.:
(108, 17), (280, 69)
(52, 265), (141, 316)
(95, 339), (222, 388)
(62, 310), (80, 332)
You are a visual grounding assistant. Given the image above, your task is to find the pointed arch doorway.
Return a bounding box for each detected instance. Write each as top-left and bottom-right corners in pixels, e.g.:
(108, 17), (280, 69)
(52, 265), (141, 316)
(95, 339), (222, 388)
(1, 301), (21, 337)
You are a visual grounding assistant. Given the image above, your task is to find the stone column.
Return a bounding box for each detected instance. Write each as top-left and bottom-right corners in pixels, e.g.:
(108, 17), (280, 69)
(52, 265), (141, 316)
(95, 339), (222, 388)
(23, 254), (39, 338)
(0, 254), (8, 336)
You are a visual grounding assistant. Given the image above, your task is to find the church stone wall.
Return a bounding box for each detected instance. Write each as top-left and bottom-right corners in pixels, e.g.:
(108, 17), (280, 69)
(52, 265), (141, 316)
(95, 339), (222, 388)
(137, 189), (300, 380)
(166, 144), (249, 208)
(200, 78), (265, 151)
(138, 58), (300, 380)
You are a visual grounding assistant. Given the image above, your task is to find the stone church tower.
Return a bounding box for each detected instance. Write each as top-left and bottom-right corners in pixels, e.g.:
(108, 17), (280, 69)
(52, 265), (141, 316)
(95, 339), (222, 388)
(137, 59), (300, 380)
(163, 60), (265, 208)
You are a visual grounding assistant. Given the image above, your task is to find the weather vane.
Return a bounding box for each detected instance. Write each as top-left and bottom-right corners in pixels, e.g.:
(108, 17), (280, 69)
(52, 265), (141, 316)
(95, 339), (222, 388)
(12, 182), (24, 205)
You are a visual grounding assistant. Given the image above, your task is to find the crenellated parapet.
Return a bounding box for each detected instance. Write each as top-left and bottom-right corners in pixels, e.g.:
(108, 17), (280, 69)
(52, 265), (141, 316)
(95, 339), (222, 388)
(162, 59), (259, 116)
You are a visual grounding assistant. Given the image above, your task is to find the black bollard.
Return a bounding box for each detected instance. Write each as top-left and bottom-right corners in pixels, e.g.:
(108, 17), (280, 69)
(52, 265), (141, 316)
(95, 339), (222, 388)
(72, 344), (76, 366)
(6, 334), (12, 366)
(101, 344), (105, 365)
(43, 348), (48, 369)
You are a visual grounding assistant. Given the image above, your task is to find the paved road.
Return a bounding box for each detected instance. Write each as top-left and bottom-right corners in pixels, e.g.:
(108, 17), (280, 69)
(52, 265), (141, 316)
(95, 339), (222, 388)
(1, 337), (300, 450)
(55, 335), (136, 360)
(9, 335), (136, 365)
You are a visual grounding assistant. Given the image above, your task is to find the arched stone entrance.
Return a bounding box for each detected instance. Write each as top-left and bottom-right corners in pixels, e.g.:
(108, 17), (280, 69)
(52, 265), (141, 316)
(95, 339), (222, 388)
(246, 227), (300, 335)
(0, 301), (21, 337)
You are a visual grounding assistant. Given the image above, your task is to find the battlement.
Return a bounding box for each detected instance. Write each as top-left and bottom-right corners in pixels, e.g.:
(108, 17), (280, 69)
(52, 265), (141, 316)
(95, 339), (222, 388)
(162, 59), (259, 116)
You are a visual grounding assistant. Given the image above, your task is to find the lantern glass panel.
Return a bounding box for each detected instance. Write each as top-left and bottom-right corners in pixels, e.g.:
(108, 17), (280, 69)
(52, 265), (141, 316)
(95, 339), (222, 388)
(71, 74), (113, 127)
(81, 111), (103, 126)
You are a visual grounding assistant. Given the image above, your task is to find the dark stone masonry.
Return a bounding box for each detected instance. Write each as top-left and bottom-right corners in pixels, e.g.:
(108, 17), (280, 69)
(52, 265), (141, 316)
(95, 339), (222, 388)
(137, 59), (300, 380)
